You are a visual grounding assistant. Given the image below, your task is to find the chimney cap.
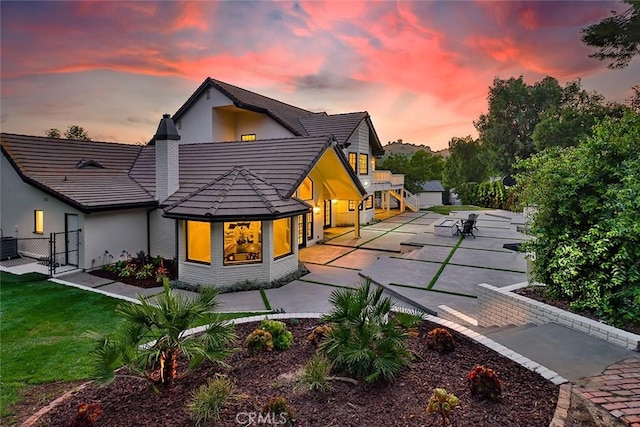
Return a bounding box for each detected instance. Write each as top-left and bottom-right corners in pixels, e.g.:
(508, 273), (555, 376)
(154, 114), (180, 141)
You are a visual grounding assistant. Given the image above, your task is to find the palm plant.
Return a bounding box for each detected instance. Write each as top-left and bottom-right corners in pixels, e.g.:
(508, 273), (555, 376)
(88, 278), (236, 387)
(319, 280), (413, 383)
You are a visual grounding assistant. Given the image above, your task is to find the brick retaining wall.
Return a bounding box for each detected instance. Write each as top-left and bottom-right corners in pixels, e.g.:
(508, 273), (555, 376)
(477, 282), (639, 352)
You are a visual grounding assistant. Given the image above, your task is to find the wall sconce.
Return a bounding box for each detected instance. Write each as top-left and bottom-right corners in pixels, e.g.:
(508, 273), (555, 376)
(313, 205), (321, 214)
(363, 180), (370, 187)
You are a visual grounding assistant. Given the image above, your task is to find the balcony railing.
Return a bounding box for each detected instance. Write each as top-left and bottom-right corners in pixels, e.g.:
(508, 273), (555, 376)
(373, 170), (404, 188)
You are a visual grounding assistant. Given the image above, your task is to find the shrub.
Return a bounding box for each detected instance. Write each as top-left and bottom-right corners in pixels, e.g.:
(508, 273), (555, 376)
(395, 311), (423, 337)
(467, 365), (503, 401)
(306, 324), (333, 347)
(135, 264), (154, 280)
(426, 328), (455, 353)
(261, 397), (296, 426)
(117, 262), (137, 278)
(244, 329), (273, 354)
(297, 353), (333, 393)
(68, 402), (102, 427)
(87, 278), (236, 387)
(319, 280), (412, 383)
(259, 319), (293, 351)
(426, 388), (459, 427)
(188, 375), (236, 425)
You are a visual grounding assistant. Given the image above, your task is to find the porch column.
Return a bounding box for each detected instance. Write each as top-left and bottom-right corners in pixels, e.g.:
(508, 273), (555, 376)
(354, 202), (360, 239)
(400, 189), (405, 212)
(385, 191), (390, 214)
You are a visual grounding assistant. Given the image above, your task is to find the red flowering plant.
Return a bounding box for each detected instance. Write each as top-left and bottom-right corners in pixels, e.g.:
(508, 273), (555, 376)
(68, 402), (102, 426)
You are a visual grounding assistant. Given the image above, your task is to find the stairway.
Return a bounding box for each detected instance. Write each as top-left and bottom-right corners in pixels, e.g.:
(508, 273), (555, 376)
(389, 188), (420, 212)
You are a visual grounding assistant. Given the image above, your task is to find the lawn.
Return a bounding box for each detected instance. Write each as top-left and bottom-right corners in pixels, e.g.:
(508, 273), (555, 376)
(423, 205), (490, 215)
(0, 271), (270, 421)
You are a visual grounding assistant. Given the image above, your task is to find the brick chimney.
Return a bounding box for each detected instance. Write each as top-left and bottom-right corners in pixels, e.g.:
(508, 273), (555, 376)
(154, 114), (180, 203)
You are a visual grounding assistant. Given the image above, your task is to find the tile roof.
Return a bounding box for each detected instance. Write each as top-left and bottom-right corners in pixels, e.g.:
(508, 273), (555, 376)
(421, 180), (445, 192)
(1, 133), (156, 212)
(299, 112), (384, 156)
(163, 166), (310, 221)
(130, 135), (366, 220)
(173, 78), (316, 136)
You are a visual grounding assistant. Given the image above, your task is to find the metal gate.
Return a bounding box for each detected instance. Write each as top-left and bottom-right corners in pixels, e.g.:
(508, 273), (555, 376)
(10, 229), (81, 276)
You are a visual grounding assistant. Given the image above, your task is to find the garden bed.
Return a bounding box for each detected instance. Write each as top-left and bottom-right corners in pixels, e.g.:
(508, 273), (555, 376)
(90, 256), (176, 289)
(34, 318), (558, 426)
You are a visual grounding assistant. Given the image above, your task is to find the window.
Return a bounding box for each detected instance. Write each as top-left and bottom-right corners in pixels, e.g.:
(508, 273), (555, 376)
(224, 221), (262, 264)
(186, 221), (211, 263)
(274, 218), (292, 259)
(296, 177), (313, 200)
(359, 153), (369, 175)
(371, 157), (376, 171)
(34, 210), (44, 234)
(365, 195), (373, 209)
(306, 212), (313, 240)
(348, 152), (357, 171)
(241, 134), (256, 141)
(348, 201), (356, 211)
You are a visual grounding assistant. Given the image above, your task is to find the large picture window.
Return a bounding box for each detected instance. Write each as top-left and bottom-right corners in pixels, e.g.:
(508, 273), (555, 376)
(274, 218), (292, 259)
(359, 153), (369, 175)
(186, 221), (211, 263)
(34, 210), (44, 234)
(224, 221), (262, 265)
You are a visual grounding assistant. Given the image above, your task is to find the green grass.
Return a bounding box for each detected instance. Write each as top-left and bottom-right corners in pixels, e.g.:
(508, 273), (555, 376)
(424, 205), (490, 215)
(0, 271), (272, 420)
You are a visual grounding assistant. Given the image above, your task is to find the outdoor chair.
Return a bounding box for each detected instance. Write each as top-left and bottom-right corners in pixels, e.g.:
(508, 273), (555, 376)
(456, 219), (476, 238)
(467, 213), (479, 230)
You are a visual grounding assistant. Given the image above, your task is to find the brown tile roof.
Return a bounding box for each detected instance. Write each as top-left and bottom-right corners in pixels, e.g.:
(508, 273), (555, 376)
(130, 135), (366, 219)
(173, 78), (317, 136)
(1, 133), (156, 212)
(163, 166), (310, 221)
(298, 112), (385, 155)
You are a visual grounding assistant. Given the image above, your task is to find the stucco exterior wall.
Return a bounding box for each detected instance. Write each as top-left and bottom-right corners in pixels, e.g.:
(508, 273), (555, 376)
(83, 209), (148, 270)
(177, 88), (294, 144)
(178, 218), (299, 287)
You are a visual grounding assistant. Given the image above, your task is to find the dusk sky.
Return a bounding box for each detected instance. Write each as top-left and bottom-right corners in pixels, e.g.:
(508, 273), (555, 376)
(2, 1), (639, 151)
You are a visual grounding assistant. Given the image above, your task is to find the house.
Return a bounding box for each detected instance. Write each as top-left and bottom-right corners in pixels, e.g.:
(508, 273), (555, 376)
(417, 180), (445, 207)
(1, 78), (417, 286)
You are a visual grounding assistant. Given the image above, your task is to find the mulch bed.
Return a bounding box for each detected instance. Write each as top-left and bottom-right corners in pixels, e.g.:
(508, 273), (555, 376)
(89, 259), (177, 289)
(34, 319), (558, 426)
(515, 286), (640, 336)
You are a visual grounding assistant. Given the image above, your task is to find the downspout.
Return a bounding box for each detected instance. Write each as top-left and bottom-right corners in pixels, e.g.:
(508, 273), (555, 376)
(146, 208), (152, 256)
(174, 219), (179, 279)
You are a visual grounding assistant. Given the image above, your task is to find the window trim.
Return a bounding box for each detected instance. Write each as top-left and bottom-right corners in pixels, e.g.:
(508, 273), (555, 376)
(34, 210), (44, 234)
(365, 195), (373, 210)
(348, 152), (357, 172)
(273, 217), (294, 260)
(241, 133), (256, 141)
(359, 153), (369, 175)
(185, 220), (211, 264)
(223, 221), (263, 266)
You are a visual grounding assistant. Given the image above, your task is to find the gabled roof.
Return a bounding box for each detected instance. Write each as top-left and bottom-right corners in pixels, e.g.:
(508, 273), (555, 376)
(130, 135), (366, 213)
(163, 166), (310, 221)
(173, 78), (316, 136)
(421, 180), (445, 192)
(1, 133), (156, 212)
(299, 112), (385, 156)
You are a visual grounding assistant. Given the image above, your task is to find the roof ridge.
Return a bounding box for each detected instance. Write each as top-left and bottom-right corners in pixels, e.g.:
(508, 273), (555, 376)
(177, 134), (332, 146)
(210, 78), (315, 115)
(238, 167), (278, 214)
(165, 167), (241, 211)
(0, 132), (140, 148)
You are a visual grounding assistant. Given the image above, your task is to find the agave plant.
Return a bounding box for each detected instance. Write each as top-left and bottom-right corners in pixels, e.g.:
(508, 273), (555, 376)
(88, 278), (236, 387)
(319, 280), (412, 382)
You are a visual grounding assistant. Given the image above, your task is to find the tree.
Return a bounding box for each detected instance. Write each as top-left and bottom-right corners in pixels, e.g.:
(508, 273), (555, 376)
(517, 111), (640, 326)
(532, 81), (624, 151)
(45, 128), (61, 138)
(442, 136), (488, 190)
(581, 0), (640, 69)
(65, 125), (91, 141)
(377, 151), (444, 194)
(475, 76), (564, 175)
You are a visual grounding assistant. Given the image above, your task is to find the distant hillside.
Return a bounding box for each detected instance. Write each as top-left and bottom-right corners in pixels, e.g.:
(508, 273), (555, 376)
(382, 140), (431, 156)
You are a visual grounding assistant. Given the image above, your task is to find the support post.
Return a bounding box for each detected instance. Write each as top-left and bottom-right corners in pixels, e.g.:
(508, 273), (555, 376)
(354, 202), (360, 239)
(400, 189), (405, 212)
